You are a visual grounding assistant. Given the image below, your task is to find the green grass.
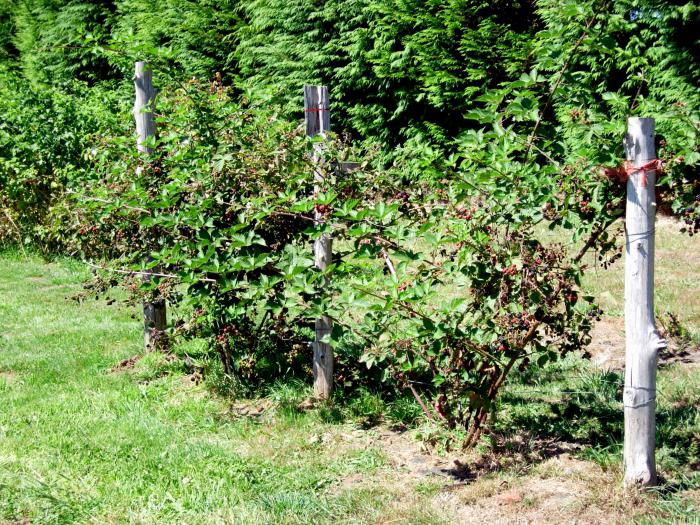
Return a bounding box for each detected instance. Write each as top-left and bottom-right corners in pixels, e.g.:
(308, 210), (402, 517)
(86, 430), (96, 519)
(1, 230), (698, 524)
(498, 353), (700, 475)
(0, 251), (444, 525)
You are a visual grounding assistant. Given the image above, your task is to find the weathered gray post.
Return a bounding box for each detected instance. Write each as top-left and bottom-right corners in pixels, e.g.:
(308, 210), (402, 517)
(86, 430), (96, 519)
(133, 61), (166, 351)
(623, 117), (666, 486)
(304, 85), (333, 399)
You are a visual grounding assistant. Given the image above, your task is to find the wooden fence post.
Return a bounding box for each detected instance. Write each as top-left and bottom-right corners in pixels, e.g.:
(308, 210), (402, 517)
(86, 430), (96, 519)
(304, 85), (333, 400)
(133, 61), (166, 352)
(623, 117), (666, 486)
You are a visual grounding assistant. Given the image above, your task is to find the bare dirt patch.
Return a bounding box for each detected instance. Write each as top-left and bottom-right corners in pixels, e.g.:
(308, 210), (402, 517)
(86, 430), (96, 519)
(682, 488), (700, 508)
(179, 372), (203, 387)
(371, 428), (452, 477)
(0, 370), (18, 384)
(660, 344), (700, 367)
(587, 317), (626, 369)
(331, 427), (657, 524)
(229, 398), (273, 418)
(363, 428), (580, 482)
(435, 455), (652, 525)
(110, 354), (142, 372)
(586, 316), (700, 370)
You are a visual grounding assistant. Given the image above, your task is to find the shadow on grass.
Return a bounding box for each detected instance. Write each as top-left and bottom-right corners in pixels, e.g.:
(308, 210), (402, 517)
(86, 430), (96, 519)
(495, 368), (699, 474)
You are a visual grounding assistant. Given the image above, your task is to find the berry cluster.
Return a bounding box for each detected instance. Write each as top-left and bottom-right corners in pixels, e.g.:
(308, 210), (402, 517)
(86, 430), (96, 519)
(541, 201), (559, 220)
(563, 288), (578, 305)
(586, 307), (604, 322)
(491, 337), (510, 353)
(223, 210), (236, 223)
(528, 242), (564, 269)
(502, 264), (518, 276)
(501, 312), (535, 332)
(215, 324), (240, 375)
(598, 245), (622, 269)
(680, 204), (699, 236)
(314, 203), (333, 218)
(78, 224), (98, 236)
(208, 71), (226, 96)
(215, 324), (238, 344)
(455, 206), (476, 220)
(394, 190), (410, 202)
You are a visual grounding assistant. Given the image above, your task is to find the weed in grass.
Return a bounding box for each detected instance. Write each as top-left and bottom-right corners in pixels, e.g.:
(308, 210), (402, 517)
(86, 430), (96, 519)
(522, 494), (537, 508)
(267, 378), (311, 410)
(317, 404), (345, 424)
(636, 473), (700, 524)
(132, 351), (186, 382)
(415, 479), (446, 497)
(388, 396), (425, 428)
(202, 357), (244, 398)
(347, 389), (386, 427)
(579, 444), (622, 470)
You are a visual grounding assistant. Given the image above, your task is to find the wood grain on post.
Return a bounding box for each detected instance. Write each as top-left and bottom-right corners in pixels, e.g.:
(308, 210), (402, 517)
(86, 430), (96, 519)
(623, 117), (666, 487)
(133, 61), (166, 352)
(304, 85), (333, 400)
(134, 62), (156, 154)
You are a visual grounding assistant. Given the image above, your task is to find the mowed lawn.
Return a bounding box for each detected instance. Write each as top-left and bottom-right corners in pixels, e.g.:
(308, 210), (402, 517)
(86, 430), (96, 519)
(0, 216), (698, 525)
(0, 252), (443, 525)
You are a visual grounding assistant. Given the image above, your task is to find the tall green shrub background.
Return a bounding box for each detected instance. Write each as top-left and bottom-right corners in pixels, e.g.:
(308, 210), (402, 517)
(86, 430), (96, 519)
(1, 1), (697, 243)
(0, 0), (696, 275)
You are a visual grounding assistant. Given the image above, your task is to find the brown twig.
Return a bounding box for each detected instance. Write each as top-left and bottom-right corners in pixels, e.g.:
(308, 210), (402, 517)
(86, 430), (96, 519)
(84, 261), (217, 283)
(573, 219), (615, 263)
(408, 383), (436, 422)
(1, 207), (28, 258)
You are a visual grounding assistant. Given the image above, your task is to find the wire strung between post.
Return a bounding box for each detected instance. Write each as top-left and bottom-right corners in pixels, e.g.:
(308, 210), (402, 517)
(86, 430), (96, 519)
(626, 228), (656, 240)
